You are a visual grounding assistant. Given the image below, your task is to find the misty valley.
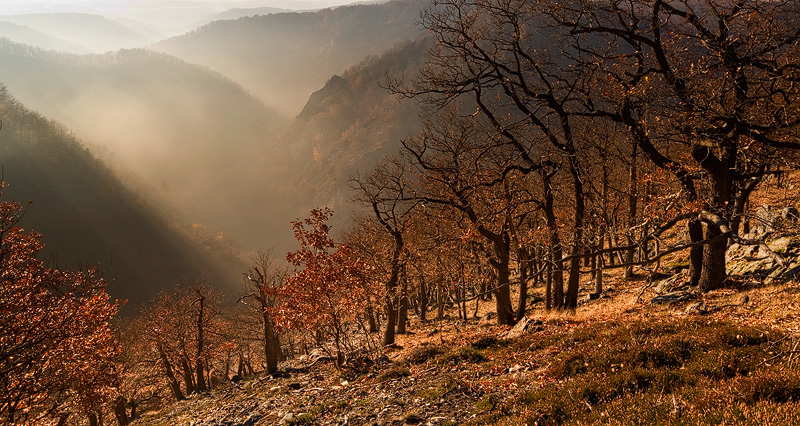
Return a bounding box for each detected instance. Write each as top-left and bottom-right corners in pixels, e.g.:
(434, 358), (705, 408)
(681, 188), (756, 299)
(2, 0), (800, 425)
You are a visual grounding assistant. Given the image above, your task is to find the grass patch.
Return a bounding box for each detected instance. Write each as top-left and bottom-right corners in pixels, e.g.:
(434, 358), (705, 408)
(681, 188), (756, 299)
(444, 346), (485, 364)
(404, 344), (444, 364)
(377, 364), (410, 381)
(415, 376), (463, 401)
(285, 413), (316, 425)
(477, 318), (795, 426)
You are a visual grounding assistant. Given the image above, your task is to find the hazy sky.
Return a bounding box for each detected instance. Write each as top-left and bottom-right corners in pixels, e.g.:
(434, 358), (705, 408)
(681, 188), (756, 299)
(0, 0), (364, 15)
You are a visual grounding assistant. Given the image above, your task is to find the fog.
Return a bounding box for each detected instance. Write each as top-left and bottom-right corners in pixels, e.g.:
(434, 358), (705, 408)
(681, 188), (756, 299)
(0, 0), (426, 305)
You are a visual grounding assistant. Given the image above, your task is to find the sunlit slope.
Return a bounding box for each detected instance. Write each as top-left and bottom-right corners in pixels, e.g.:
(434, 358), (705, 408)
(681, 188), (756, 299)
(0, 87), (248, 309)
(0, 41), (286, 250)
(152, 0), (427, 116)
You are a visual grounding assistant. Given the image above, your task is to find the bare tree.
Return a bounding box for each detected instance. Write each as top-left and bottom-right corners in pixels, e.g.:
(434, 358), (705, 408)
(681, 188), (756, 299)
(240, 251), (284, 374)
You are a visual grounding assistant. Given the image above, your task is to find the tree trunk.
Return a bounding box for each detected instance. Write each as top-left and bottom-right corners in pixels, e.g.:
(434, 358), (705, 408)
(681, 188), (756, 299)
(236, 353), (244, 377)
(383, 303), (397, 346)
(516, 248), (529, 321)
(436, 276), (445, 321)
(491, 252), (515, 325)
(263, 310), (281, 374)
(113, 397), (130, 426)
(367, 304), (378, 332)
(624, 141), (638, 279)
(731, 177), (761, 237)
(397, 295), (408, 334)
(158, 343), (184, 401)
(195, 294), (207, 392)
(418, 275), (428, 323)
(565, 159), (586, 311)
(542, 169), (564, 309)
(693, 146), (733, 291)
(129, 401), (138, 421)
(56, 413), (70, 426)
(594, 248), (604, 297)
(181, 355), (195, 394)
(688, 220), (704, 286)
(698, 224), (727, 291)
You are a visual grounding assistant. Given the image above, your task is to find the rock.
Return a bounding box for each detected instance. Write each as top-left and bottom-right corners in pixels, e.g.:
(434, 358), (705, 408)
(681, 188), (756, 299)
(651, 291), (691, 305)
(654, 273), (689, 294)
(768, 236), (792, 254)
(754, 205), (779, 235)
(503, 316), (543, 339)
(782, 206), (799, 221)
(242, 414), (262, 426)
(685, 302), (710, 315)
(279, 413), (294, 426)
(404, 414), (424, 424)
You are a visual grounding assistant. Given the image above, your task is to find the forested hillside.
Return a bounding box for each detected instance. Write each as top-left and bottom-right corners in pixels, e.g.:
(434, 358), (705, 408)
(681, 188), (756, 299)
(0, 86), (246, 307)
(262, 37), (429, 234)
(153, 0), (427, 115)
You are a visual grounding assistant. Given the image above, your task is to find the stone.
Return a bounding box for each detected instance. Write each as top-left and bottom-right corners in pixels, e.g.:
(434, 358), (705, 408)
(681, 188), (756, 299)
(404, 414), (424, 424)
(685, 303), (709, 315)
(733, 294), (749, 306)
(754, 205), (779, 235)
(503, 316), (544, 339)
(651, 291), (691, 305)
(768, 236), (792, 254)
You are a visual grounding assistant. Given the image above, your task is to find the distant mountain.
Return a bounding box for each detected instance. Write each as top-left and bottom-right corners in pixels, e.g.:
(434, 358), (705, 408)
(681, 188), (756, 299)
(0, 23), (89, 53)
(0, 40), (287, 251)
(199, 6), (292, 24)
(0, 87), (248, 309)
(0, 13), (162, 53)
(152, 0), (428, 116)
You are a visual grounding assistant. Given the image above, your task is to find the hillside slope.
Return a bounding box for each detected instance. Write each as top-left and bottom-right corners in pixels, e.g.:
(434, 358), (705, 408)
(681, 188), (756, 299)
(128, 246), (800, 425)
(259, 38), (428, 237)
(0, 86), (247, 308)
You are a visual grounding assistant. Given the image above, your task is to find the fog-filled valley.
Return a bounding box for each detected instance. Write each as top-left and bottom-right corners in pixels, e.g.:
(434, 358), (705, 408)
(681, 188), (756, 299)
(0, 87), (248, 307)
(0, 0), (428, 306)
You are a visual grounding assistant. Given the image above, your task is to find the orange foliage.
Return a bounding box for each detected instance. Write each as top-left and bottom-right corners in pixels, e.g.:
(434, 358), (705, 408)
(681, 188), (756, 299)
(0, 183), (120, 425)
(273, 208), (371, 365)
